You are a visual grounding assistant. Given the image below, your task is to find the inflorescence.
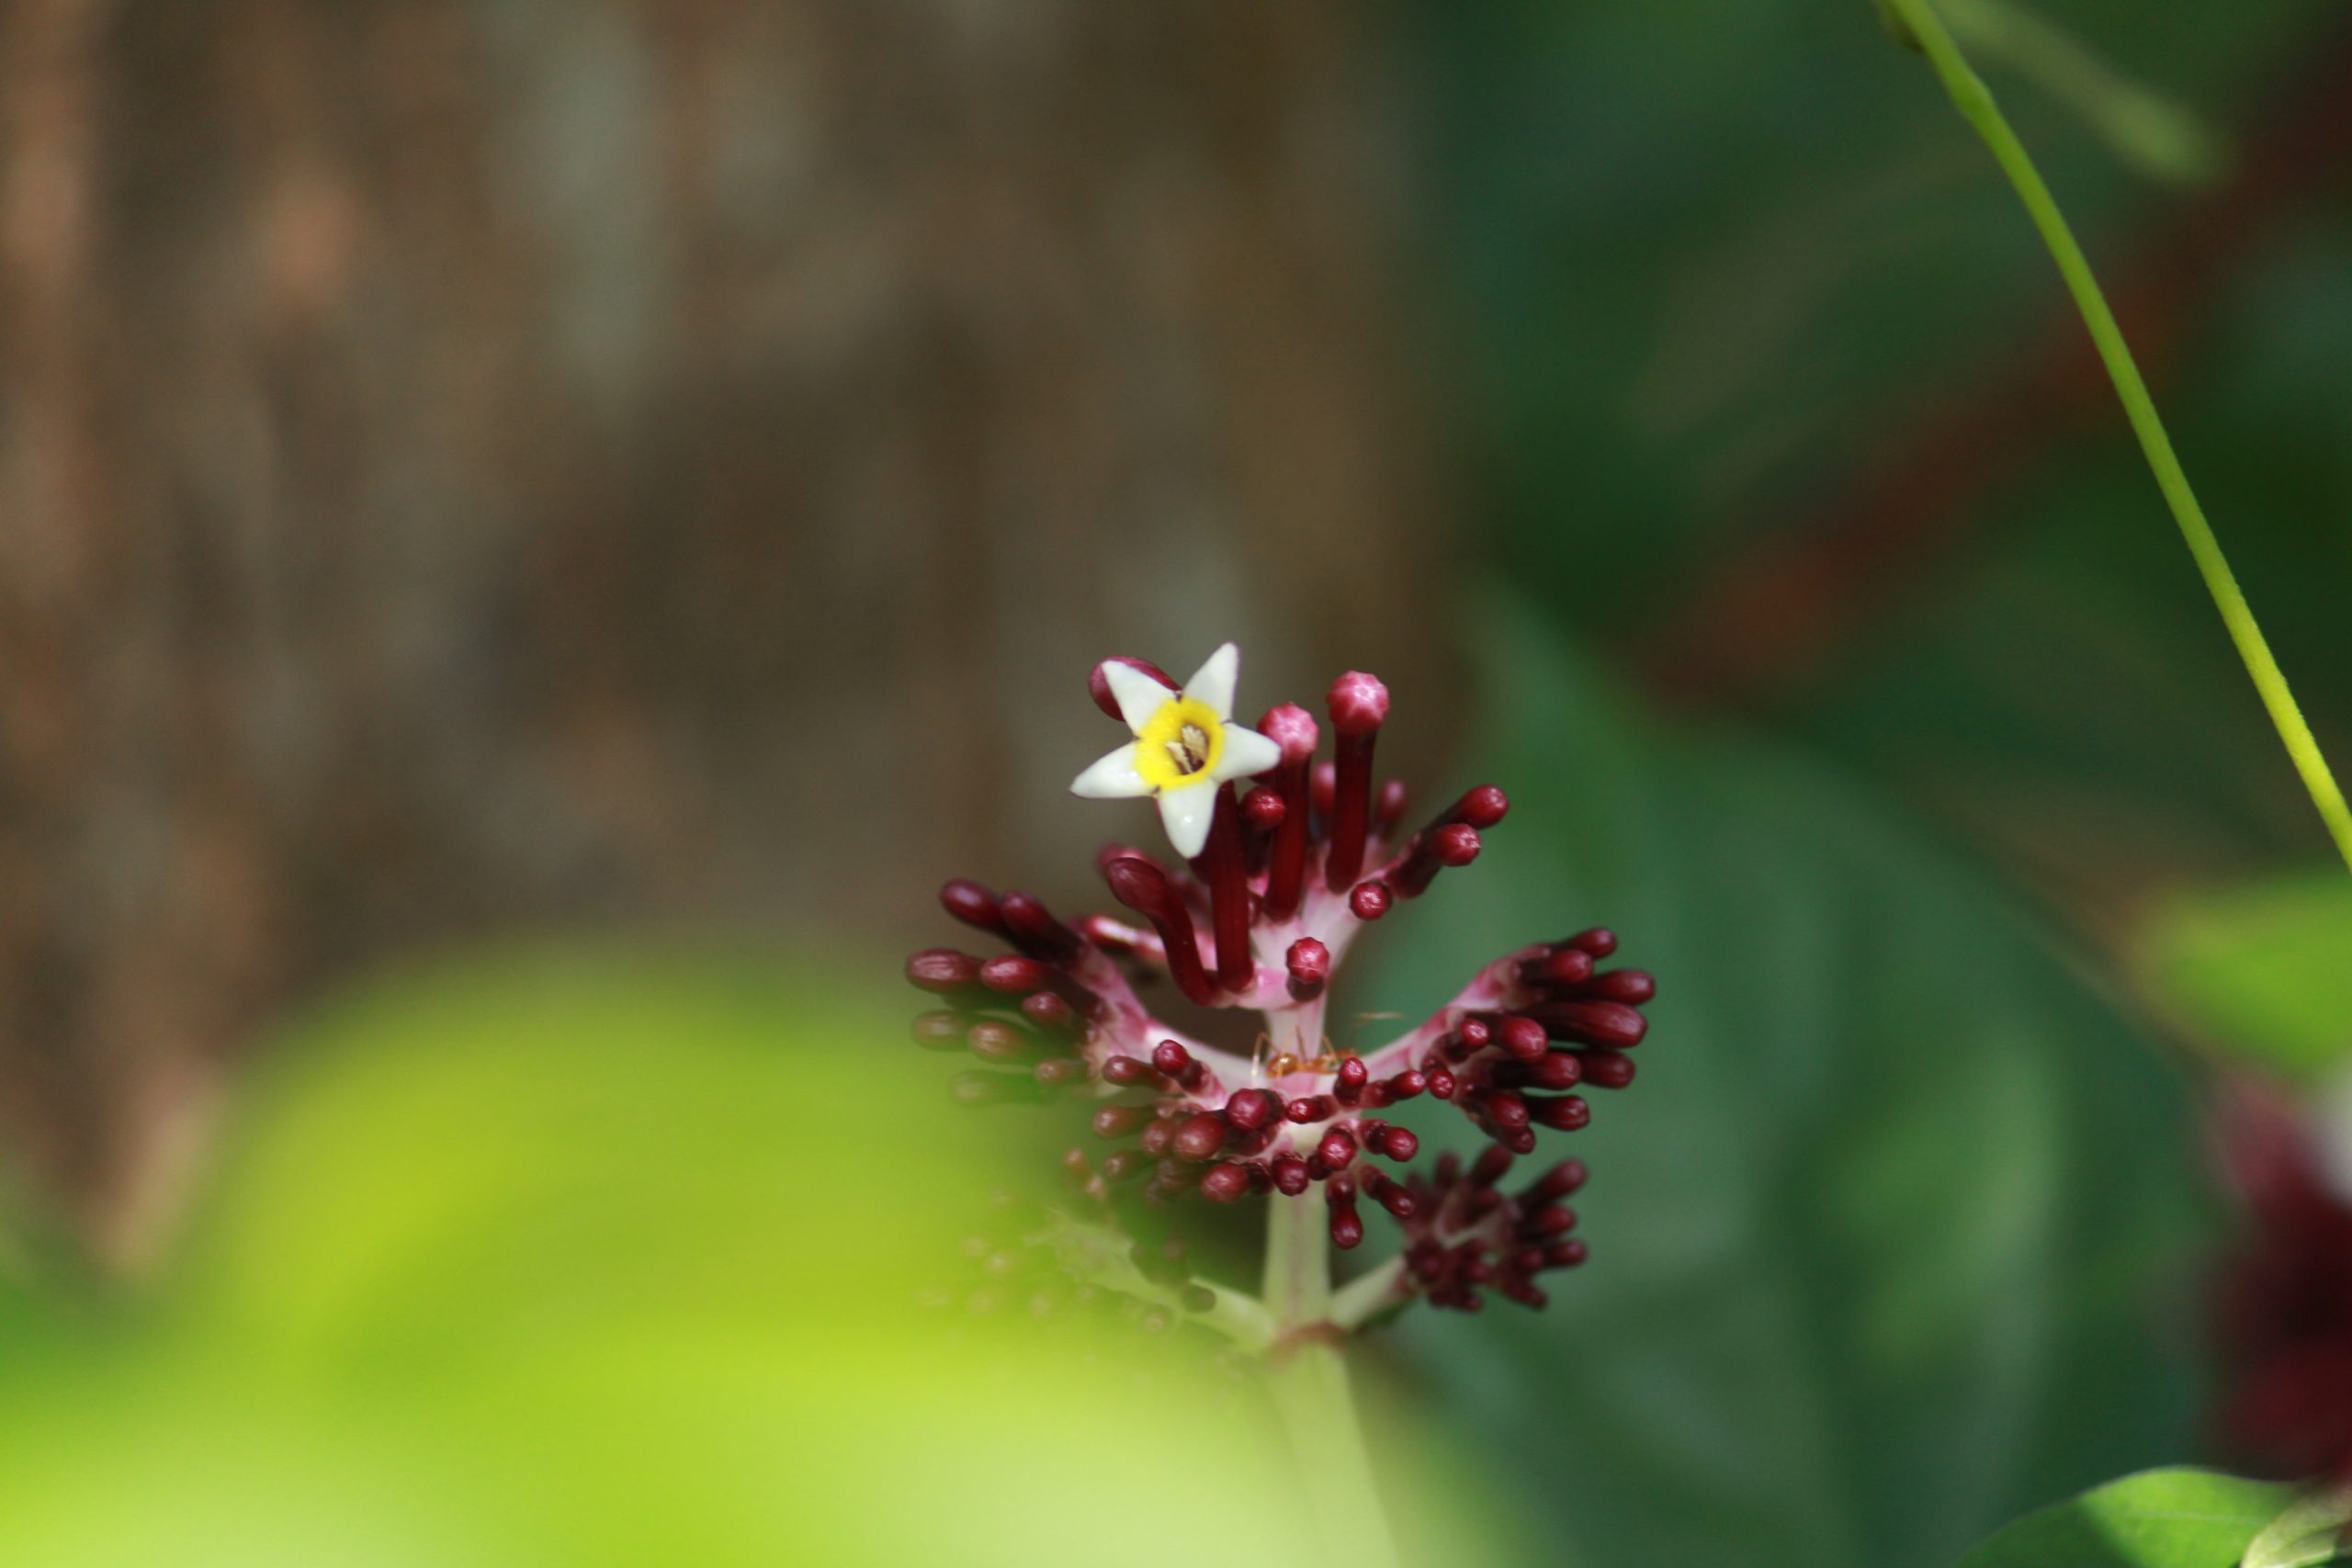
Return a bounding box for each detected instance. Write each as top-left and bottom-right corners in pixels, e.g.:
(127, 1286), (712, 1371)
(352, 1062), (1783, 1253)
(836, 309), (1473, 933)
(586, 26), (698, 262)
(906, 644), (1657, 1332)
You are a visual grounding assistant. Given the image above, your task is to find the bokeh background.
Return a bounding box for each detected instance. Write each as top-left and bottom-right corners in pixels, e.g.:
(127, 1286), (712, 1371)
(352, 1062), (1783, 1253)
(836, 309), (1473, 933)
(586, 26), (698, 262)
(2, 1), (2348, 1563)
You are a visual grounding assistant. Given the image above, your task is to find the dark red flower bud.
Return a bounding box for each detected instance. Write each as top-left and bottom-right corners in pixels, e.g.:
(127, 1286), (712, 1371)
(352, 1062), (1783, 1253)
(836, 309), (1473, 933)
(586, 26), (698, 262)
(1172, 1113), (1227, 1161)
(1286, 937), (1330, 1002)
(1530, 1159), (1588, 1201)
(1393, 826), (1478, 898)
(1200, 1164), (1252, 1203)
(1101, 1055), (1153, 1087)
(1272, 1155), (1312, 1196)
(1498, 1015), (1549, 1060)
(912, 1011), (966, 1051)
(1577, 1052), (1637, 1089)
(1151, 1040), (1205, 1090)
(1521, 999), (1649, 1050)
(1195, 788), (1258, 994)
(1000, 892), (1085, 964)
(1092, 1105), (1149, 1139)
(979, 955), (1054, 995)
(1361, 1168), (1416, 1220)
(1258, 705), (1319, 921)
(1529, 1094), (1590, 1132)
(1101, 1149), (1152, 1183)
(1020, 991), (1078, 1034)
(1522, 946), (1596, 987)
(1242, 786), (1286, 832)
(1522, 1206), (1577, 1239)
(967, 1020), (1035, 1064)
(1224, 1089), (1282, 1133)
(1334, 1055), (1369, 1105)
(906, 948), (983, 993)
(940, 879), (1008, 935)
(1089, 656), (1175, 719)
(1324, 672), (1388, 891)
(1486, 1092), (1531, 1132)
(1587, 969), (1657, 1005)
(1327, 671), (1390, 735)
(1104, 856), (1216, 1006)
(1456, 785), (1509, 829)
(1506, 1053), (1581, 1091)
(1261, 703), (1319, 763)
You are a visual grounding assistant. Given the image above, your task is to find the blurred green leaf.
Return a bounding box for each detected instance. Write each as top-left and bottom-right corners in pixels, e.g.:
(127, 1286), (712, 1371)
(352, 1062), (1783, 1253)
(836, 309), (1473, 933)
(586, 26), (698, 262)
(2140, 873), (2352, 1078)
(2243, 1485), (2352, 1568)
(1951, 1468), (2290, 1568)
(0, 952), (1356, 1568)
(1363, 611), (2212, 1568)
(1944, 0), (2226, 185)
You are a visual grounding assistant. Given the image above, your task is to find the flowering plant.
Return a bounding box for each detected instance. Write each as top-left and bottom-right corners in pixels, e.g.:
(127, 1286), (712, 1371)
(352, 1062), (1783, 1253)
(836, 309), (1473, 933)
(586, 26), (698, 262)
(907, 643), (1657, 1553)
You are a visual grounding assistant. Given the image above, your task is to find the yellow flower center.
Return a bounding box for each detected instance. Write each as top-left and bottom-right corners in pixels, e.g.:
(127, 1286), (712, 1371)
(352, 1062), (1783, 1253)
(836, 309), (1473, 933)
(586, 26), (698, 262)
(1134, 696), (1224, 790)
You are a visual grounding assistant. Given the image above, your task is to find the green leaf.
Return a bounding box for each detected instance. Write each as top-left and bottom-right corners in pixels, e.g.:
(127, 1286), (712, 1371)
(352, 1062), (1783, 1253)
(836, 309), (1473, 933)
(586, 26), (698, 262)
(1365, 612), (2212, 1568)
(2140, 874), (2352, 1078)
(1940, 0), (2225, 186)
(2244, 1486), (2352, 1568)
(1952, 1468), (2291, 1568)
(0, 953), (1369, 1568)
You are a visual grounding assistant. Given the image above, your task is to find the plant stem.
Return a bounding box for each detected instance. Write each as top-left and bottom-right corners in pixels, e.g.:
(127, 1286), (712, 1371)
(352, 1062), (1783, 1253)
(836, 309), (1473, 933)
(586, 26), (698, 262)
(1329, 1255), (1408, 1331)
(1263, 1336), (1401, 1568)
(1877, 0), (2352, 876)
(1263, 1186), (1333, 1324)
(1261, 1190), (1400, 1568)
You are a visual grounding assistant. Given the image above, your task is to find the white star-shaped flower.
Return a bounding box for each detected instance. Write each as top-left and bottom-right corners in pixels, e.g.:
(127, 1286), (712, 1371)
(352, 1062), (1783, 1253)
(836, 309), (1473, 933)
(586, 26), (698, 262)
(1070, 643), (1283, 860)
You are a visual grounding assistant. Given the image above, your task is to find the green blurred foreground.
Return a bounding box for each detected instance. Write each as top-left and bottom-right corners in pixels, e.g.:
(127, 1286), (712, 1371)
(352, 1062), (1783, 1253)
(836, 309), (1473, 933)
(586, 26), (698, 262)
(0, 955), (1352, 1568)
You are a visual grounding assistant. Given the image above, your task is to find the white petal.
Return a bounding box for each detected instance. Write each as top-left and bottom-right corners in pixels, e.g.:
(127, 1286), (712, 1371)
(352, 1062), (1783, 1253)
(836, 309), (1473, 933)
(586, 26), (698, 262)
(1070, 744), (1154, 799)
(1156, 780), (1218, 860)
(1101, 660), (1176, 735)
(1182, 642), (1240, 721)
(1212, 723), (1281, 784)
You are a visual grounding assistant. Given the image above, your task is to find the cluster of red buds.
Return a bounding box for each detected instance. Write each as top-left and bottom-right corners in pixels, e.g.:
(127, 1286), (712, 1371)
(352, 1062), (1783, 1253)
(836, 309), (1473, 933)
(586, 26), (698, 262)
(906, 644), (1657, 1327)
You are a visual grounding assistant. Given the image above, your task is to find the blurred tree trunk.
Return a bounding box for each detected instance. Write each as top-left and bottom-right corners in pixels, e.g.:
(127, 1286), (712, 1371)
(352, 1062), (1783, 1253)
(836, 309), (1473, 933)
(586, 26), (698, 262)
(0, 0), (1447, 1256)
